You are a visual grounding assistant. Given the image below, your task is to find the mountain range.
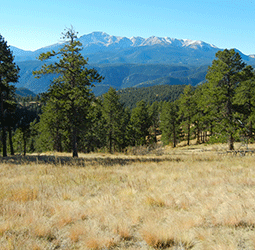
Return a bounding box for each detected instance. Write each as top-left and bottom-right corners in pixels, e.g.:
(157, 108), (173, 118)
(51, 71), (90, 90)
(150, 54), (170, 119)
(11, 32), (255, 95)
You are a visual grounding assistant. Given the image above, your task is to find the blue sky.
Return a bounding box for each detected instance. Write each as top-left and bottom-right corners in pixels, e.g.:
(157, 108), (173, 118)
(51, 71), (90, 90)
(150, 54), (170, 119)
(1, 0), (254, 55)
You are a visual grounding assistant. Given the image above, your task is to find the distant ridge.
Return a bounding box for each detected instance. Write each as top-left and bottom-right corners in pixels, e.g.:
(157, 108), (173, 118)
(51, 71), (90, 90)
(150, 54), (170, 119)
(11, 31), (255, 66)
(78, 32), (218, 49)
(11, 32), (255, 65)
(16, 87), (36, 97)
(12, 32), (217, 55)
(9, 32), (255, 95)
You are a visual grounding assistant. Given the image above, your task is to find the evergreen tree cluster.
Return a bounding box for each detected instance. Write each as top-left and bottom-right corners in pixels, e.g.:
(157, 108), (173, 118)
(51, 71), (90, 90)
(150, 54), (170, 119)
(1, 28), (255, 157)
(34, 87), (160, 154)
(160, 49), (255, 150)
(0, 34), (40, 157)
(118, 84), (187, 109)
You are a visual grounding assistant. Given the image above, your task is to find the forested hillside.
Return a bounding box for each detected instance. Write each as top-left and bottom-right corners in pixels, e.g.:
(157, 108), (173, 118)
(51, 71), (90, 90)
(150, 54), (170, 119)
(2, 30), (255, 158)
(16, 62), (207, 95)
(19, 49), (255, 155)
(135, 65), (209, 88)
(16, 87), (36, 97)
(118, 85), (187, 109)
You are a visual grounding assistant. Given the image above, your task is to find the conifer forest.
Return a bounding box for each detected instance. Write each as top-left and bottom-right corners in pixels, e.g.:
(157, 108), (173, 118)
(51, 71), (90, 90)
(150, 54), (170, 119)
(1, 29), (255, 157)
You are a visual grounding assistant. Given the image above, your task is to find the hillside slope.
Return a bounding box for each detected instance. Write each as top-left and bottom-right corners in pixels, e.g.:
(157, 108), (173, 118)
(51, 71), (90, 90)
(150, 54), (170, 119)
(118, 84), (187, 109)
(15, 62), (207, 95)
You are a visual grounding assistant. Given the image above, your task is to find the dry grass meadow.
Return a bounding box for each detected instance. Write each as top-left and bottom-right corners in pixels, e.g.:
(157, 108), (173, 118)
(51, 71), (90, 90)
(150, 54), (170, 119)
(1, 143), (255, 249)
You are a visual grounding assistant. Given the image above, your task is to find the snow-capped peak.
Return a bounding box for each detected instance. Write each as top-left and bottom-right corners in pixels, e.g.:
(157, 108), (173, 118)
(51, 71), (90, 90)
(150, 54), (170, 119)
(78, 32), (218, 50)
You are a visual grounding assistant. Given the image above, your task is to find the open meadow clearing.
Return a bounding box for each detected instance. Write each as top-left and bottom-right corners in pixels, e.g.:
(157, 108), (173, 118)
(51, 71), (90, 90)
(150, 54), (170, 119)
(0, 144), (255, 249)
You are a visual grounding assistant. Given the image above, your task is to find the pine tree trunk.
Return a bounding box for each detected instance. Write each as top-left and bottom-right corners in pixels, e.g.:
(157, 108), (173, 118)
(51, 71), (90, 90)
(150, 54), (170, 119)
(154, 124), (157, 143)
(202, 131), (206, 143)
(196, 126), (200, 144)
(229, 133), (234, 150)
(23, 132), (26, 156)
(187, 117), (190, 146)
(0, 92), (7, 157)
(71, 98), (78, 157)
(173, 121), (176, 148)
(109, 130), (112, 154)
(55, 130), (63, 152)
(8, 125), (14, 155)
(2, 127), (7, 157)
(72, 128), (78, 157)
(249, 121), (253, 141)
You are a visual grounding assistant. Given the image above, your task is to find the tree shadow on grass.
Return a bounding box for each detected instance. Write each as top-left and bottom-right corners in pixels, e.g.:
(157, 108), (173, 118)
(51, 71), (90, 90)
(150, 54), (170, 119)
(0, 155), (182, 167)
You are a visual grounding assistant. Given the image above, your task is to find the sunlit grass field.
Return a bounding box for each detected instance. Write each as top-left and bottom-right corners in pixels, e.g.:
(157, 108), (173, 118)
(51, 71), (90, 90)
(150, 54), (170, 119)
(1, 143), (255, 249)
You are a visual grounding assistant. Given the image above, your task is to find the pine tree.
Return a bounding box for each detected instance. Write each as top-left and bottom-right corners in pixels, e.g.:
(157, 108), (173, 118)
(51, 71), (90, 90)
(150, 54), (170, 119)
(5, 85), (19, 155)
(191, 85), (211, 144)
(129, 100), (151, 146)
(0, 34), (19, 157)
(234, 65), (255, 141)
(205, 49), (246, 150)
(36, 93), (67, 153)
(102, 87), (127, 153)
(148, 101), (160, 143)
(33, 27), (103, 157)
(160, 101), (181, 147)
(178, 85), (195, 146)
(82, 98), (107, 152)
(14, 106), (38, 156)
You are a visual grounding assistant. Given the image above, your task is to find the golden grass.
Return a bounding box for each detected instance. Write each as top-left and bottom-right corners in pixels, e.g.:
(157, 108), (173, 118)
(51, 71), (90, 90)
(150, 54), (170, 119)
(1, 144), (255, 249)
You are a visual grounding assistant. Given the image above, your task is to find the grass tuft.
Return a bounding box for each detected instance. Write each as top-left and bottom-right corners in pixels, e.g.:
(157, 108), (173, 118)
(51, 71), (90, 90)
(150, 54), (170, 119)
(69, 224), (86, 242)
(10, 187), (38, 202)
(85, 237), (118, 250)
(141, 229), (175, 249)
(145, 195), (166, 207)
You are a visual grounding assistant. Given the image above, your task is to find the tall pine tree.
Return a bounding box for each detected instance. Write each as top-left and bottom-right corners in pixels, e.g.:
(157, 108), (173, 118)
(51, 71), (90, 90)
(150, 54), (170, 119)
(205, 49), (246, 150)
(148, 101), (160, 143)
(234, 65), (255, 141)
(129, 100), (151, 146)
(102, 87), (127, 153)
(0, 34), (19, 157)
(160, 101), (181, 147)
(33, 27), (102, 157)
(178, 85), (195, 146)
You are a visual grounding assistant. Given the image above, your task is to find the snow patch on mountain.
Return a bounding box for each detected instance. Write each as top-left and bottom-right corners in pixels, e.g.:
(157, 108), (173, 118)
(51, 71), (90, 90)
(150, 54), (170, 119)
(78, 32), (218, 50)
(130, 36), (145, 46)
